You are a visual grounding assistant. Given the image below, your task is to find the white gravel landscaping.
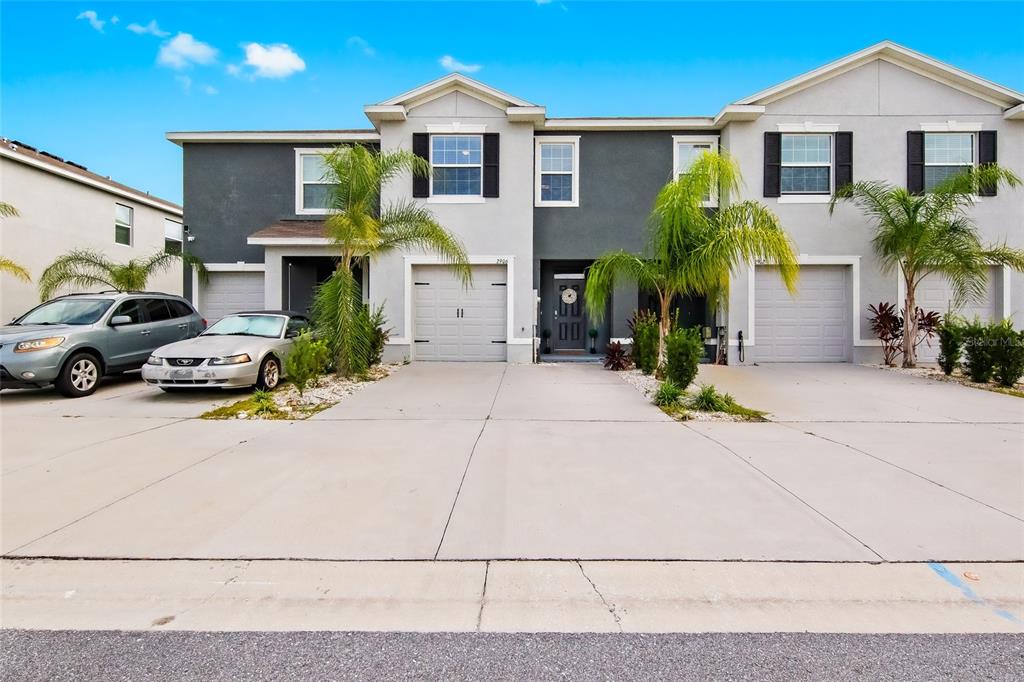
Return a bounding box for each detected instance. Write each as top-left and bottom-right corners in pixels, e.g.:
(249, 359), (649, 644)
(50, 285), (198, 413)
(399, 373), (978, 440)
(866, 363), (1023, 395)
(616, 368), (761, 422)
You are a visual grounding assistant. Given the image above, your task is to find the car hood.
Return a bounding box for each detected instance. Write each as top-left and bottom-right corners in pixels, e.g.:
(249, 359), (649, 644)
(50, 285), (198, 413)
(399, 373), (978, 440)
(0, 324), (78, 343)
(152, 334), (275, 359)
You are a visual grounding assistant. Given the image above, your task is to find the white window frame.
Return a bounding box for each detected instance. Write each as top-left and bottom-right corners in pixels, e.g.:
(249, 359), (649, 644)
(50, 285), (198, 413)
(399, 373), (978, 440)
(778, 132), (834, 202)
(294, 148), (335, 216)
(114, 203), (133, 246)
(164, 218), (184, 253)
(428, 134), (484, 202)
(672, 135), (719, 208)
(923, 131), (976, 194)
(534, 136), (580, 208)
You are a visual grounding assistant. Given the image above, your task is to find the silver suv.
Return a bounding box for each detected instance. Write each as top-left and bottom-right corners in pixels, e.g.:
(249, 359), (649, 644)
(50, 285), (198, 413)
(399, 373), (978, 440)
(0, 292), (205, 397)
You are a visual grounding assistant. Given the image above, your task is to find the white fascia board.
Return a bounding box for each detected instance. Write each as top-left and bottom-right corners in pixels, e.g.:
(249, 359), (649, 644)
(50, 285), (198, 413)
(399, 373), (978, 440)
(1003, 103), (1024, 120)
(507, 106), (547, 124)
(379, 73), (535, 108)
(166, 131), (380, 145)
(363, 105), (408, 128)
(0, 146), (182, 215)
(247, 237), (332, 246)
(539, 118), (717, 131)
(713, 105), (765, 125)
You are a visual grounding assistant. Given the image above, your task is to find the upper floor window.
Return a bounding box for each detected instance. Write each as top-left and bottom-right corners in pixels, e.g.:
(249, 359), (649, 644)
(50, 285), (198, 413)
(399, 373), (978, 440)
(535, 136), (580, 207)
(431, 135), (482, 196)
(164, 218), (183, 255)
(295, 149), (336, 215)
(115, 203), (133, 246)
(781, 134), (832, 194)
(924, 133), (974, 192)
(673, 136), (719, 207)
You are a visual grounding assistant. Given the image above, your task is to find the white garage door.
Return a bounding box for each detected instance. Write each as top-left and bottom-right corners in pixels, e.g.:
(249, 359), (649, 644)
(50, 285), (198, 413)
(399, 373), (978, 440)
(413, 264), (507, 361)
(200, 271), (265, 322)
(755, 265), (851, 362)
(916, 267), (999, 361)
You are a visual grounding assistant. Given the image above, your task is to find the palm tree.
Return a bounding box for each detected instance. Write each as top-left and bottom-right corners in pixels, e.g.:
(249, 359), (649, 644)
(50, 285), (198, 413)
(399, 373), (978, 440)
(830, 165), (1023, 367)
(585, 151), (799, 362)
(38, 249), (207, 301)
(311, 144), (470, 376)
(0, 201), (31, 282)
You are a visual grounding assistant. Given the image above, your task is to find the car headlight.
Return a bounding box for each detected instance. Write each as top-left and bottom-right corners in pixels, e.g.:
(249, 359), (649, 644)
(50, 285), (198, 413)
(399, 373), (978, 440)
(208, 353), (252, 366)
(14, 337), (65, 353)
(146, 355), (164, 366)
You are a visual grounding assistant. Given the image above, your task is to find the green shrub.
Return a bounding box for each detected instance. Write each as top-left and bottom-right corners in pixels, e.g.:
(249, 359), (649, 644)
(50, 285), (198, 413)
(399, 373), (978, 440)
(664, 325), (704, 390)
(630, 310), (659, 375)
(284, 331), (331, 396)
(689, 383), (735, 412)
(361, 304), (391, 368)
(251, 389), (280, 416)
(989, 321), (1024, 388)
(962, 319), (996, 383)
(653, 379), (683, 407)
(935, 316), (964, 376)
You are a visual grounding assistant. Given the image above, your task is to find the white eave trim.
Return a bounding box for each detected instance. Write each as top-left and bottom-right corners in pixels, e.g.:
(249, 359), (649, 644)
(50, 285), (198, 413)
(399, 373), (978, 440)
(712, 104), (765, 125)
(166, 131), (380, 145)
(1003, 103), (1024, 120)
(378, 73), (535, 108)
(539, 117), (718, 131)
(508, 106), (547, 124)
(0, 146), (182, 215)
(248, 237), (332, 246)
(735, 41), (1024, 109)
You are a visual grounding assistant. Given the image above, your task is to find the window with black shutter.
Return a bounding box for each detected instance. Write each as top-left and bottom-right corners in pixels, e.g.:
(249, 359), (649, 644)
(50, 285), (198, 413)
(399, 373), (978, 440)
(763, 132), (781, 197)
(978, 130), (997, 196)
(412, 133), (429, 198)
(834, 132), (853, 190)
(483, 133), (499, 198)
(907, 131), (925, 194)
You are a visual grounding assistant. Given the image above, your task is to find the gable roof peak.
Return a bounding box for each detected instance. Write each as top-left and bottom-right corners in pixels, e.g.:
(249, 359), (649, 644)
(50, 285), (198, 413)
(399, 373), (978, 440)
(377, 72), (536, 108)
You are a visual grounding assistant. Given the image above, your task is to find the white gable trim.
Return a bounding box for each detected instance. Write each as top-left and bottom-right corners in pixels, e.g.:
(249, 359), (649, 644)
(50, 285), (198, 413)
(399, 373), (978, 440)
(736, 41), (1024, 110)
(379, 73), (534, 108)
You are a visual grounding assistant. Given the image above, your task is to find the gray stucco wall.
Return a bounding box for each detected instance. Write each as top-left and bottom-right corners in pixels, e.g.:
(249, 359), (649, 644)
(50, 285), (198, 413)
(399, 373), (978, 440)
(533, 130), (718, 339)
(721, 59), (1024, 364)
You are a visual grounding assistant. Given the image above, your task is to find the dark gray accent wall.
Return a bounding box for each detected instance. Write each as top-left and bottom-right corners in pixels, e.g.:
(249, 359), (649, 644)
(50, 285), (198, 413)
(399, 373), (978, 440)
(182, 143), (335, 266)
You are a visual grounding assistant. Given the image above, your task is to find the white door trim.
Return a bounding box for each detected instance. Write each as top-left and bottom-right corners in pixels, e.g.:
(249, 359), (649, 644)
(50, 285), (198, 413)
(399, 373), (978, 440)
(390, 255), (528, 349)
(747, 256), (878, 348)
(191, 262), (266, 312)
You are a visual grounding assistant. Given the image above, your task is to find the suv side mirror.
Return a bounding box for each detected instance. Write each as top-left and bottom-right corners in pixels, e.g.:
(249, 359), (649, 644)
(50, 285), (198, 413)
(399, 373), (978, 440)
(110, 315), (132, 326)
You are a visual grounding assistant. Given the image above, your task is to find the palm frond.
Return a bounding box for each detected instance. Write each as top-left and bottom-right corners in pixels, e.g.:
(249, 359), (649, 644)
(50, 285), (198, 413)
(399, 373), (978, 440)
(0, 256), (31, 282)
(376, 201), (472, 285)
(38, 249), (117, 300)
(310, 268), (371, 376)
(0, 202), (19, 218)
(584, 251), (662, 322)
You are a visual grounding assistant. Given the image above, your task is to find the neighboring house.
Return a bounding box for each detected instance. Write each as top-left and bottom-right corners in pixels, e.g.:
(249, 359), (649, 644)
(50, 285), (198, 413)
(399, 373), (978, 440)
(0, 139), (183, 321)
(169, 41), (1023, 364)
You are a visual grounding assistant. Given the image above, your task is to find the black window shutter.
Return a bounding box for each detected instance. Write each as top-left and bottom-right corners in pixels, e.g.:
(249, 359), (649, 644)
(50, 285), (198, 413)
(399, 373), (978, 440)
(763, 132), (781, 197)
(978, 130), (997, 197)
(483, 133), (499, 198)
(834, 131), (853, 190)
(412, 133), (429, 198)
(907, 131), (925, 195)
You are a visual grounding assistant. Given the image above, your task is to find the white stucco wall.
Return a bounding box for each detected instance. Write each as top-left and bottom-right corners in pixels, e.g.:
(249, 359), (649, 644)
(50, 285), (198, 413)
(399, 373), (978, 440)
(721, 59), (1024, 363)
(0, 158), (183, 321)
(374, 91), (536, 362)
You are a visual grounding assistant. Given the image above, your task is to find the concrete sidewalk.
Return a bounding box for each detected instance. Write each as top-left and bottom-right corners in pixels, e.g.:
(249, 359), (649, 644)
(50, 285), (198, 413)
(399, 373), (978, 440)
(2, 558), (1021, 633)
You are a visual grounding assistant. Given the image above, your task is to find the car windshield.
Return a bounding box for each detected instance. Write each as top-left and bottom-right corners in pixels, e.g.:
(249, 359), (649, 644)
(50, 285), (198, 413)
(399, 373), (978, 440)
(15, 298), (113, 325)
(203, 314), (284, 338)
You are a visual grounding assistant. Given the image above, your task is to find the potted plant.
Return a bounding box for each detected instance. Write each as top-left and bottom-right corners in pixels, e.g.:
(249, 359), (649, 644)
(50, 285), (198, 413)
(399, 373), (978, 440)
(588, 328), (599, 354)
(541, 328), (551, 354)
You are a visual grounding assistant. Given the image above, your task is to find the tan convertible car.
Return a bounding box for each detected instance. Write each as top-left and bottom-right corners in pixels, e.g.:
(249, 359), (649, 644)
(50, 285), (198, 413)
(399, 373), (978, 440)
(142, 311), (310, 391)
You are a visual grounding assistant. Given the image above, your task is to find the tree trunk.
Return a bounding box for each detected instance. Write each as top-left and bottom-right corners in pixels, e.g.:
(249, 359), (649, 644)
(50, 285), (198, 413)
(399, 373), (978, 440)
(658, 292), (671, 368)
(902, 272), (917, 368)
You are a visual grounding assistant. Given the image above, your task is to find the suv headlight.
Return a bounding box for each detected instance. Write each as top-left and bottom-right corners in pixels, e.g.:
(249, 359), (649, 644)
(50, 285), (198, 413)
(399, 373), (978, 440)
(146, 355), (164, 366)
(208, 353), (252, 366)
(14, 337), (65, 353)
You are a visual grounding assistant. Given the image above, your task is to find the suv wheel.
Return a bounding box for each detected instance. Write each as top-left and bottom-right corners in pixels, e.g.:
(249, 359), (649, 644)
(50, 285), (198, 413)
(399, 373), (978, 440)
(56, 352), (102, 398)
(256, 355), (280, 391)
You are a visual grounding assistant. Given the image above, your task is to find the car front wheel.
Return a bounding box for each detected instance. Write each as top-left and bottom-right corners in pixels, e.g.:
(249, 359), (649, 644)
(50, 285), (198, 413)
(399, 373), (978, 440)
(256, 355), (280, 391)
(55, 352), (102, 398)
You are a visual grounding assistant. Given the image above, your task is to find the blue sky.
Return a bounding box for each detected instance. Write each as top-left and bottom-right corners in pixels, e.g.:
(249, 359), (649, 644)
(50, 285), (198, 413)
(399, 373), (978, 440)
(3, 1), (1023, 204)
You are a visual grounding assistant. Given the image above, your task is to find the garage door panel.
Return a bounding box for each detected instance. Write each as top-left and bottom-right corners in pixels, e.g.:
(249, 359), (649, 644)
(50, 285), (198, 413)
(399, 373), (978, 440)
(917, 268), (999, 361)
(201, 272), (265, 323)
(755, 265), (851, 363)
(412, 265), (507, 361)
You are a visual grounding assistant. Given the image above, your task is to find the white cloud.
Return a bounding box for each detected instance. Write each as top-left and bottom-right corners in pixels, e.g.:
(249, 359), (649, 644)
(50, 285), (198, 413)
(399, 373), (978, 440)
(535, 0), (553, 4)
(236, 43), (306, 79)
(346, 36), (375, 57)
(76, 10), (105, 32)
(175, 74), (192, 93)
(158, 33), (218, 69)
(110, 16), (119, 24)
(127, 20), (170, 37)
(439, 55), (481, 74)
(225, 63), (241, 76)
(202, 85), (218, 95)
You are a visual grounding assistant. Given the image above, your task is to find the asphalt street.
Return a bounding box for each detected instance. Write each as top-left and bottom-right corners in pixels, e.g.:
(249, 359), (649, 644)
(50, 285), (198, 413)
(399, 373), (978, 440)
(2, 631), (1022, 681)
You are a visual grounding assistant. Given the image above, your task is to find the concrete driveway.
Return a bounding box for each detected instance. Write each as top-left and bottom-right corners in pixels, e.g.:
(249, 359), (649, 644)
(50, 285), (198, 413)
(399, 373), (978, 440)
(1, 363), (1021, 562)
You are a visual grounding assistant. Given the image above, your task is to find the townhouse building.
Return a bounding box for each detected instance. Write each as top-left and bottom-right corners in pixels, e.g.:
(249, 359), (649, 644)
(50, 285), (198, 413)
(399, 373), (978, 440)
(169, 42), (1024, 365)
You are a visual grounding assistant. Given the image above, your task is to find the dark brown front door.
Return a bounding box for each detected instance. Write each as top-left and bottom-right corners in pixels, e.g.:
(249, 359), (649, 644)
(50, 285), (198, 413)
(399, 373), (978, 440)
(554, 277), (586, 351)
